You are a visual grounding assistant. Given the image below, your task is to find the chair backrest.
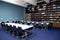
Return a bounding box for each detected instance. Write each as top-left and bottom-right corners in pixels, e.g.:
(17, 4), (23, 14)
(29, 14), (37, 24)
(38, 23), (42, 26)
(15, 21), (18, 23)
(5, 24), (8, 27)
(48, 23), (53, 27)
(1, 21), (5, 23)
(27, 21), (31, 25)
(43, 23), (47, 27)
(13, 25), (16, 28)
(9, 25), (12, 27)
(22, 22), (25, 24)
(32, 23), (37, 27)
(17, 21), (20, 24)
(18, 27), (22, 32)
(1, 22), (5, 27)
(36, 22), (39, 24)
(24, 21), (27, 24)
(2, 23), (5, 27)
(13, 26), (17, 31)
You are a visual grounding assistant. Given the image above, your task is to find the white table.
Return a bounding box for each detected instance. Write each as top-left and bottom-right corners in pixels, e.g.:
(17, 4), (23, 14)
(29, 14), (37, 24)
(5, 23), (33, 30)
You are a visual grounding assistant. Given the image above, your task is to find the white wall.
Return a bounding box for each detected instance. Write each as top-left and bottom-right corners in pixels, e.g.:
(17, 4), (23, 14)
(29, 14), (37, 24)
(1, 0), (28, 7)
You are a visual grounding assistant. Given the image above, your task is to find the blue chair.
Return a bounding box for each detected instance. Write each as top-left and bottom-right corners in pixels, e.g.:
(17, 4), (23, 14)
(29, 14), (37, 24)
(42, 23), (48, 30)
(20, 20), (24, 24)
(27, 23), (30, 25)
(24, 21), (27, 24)
(5, 24), (8, 31)
(17, 27), (32, 39)
(17, 27), (24, 35)
(12, 21), (15, 23)
(22, 21), (27, 24)
(33, 23), (38, 28)
(1, 22), (5, 29)
(12, 26), (17, 35)
(17, 27), (27, 38)
(1, 23), (3, 28)
(6, 25), (12, 32)
(27, 21), (31, 25)
(26, 22), (33, 32)
(15, 21), (18, 23)
(1, 22), (5, 23)
(17, 21), (20, 24)
(38, 23), (42, 29)
(29, 22), (33, 25)
(48, 23), (53, 29)
(1, 22), (5, 27)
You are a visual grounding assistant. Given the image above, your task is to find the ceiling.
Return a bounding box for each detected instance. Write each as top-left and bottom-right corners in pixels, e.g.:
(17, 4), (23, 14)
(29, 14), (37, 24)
(1, 0), (37, 7)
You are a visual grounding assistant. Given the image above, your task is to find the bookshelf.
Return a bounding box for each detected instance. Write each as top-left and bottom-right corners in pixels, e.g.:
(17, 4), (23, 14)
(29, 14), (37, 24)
(25, 1), (60, 22)
(45, 2), (60, 22)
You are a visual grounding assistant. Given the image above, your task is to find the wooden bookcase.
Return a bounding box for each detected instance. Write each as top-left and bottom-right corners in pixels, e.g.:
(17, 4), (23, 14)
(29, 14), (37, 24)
(25, 1), (60, 22)
(45, 2), (60, 22)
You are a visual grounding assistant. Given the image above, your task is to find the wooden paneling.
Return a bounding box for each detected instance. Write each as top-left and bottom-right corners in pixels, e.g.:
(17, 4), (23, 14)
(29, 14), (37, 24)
(53, 22), (60, 28)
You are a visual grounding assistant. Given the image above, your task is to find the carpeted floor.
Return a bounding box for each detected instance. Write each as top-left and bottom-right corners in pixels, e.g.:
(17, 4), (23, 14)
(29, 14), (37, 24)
(0, 27), (60, 40)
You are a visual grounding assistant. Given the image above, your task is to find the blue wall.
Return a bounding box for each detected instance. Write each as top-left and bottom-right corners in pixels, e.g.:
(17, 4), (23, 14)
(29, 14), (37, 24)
(0, 1), (25, 22)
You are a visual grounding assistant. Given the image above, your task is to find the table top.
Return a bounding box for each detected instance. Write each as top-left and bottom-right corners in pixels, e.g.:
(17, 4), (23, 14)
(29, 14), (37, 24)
(5, 23), (33, 30)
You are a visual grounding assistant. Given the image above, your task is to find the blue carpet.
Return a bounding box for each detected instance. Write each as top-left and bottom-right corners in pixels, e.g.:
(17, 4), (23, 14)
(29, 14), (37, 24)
(0, 27), (60, 40)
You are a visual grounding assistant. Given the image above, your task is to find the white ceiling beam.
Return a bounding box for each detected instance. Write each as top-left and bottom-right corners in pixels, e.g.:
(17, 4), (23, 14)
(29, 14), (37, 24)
(1, 0), (28, 7)
(22, 0), (37, 5)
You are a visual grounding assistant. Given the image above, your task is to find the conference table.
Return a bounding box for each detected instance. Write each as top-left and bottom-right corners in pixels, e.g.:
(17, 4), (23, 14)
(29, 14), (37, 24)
(5, 23), (33, 30)
(5, 22), (49, 30)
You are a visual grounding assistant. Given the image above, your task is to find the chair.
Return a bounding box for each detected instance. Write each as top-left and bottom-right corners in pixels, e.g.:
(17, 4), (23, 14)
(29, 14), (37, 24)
(15, 21), (18, 23)
(17, 27), (32, 39)
(12, 26), (17, 35)
(5, 24), (8, 31)
(21, 21), (26, 24)
(42, 23), (48, 30)
(31, 22), (35, 25)
(7, 25), (12, 32)
(24, 21), (27, 24)
(1, 21), (5, 23)
(27, 23), (30, 25)
(17, 27), (26, 38)
(17, 27), (25, 36)
(20, 20), (24, 24)
(17, 21), (20, 24)
(33, 23), (38, 28)
(26, 21), (33, 31)
(29, 22), (33, 25)
(25, 27), (33, 37)
(26, 21), (30, 25)
(48, 23), (53, 29)
(1, 22), (5, 28)
(22, 22), (25, 24)
(38, 23), (42, 29)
